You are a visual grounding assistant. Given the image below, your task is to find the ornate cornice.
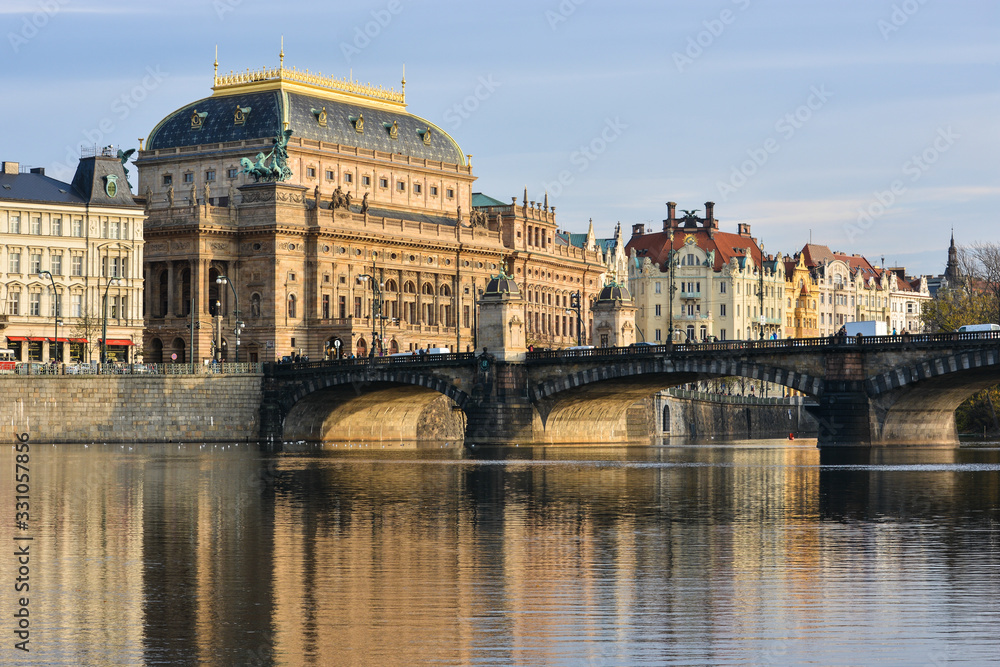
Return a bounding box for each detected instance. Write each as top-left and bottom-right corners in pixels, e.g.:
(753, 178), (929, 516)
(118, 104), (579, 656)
(213, 64), (406, 110)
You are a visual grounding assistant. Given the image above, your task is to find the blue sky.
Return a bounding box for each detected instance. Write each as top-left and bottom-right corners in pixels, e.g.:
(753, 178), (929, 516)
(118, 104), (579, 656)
(2, 0), (997, 276)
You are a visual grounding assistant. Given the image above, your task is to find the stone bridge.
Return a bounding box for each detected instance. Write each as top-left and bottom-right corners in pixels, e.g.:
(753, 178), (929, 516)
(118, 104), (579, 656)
(261, 332), (1000, 448)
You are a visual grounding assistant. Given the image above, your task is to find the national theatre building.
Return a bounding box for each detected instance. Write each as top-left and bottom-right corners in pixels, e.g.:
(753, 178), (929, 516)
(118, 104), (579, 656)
(137, 55), (621, 362)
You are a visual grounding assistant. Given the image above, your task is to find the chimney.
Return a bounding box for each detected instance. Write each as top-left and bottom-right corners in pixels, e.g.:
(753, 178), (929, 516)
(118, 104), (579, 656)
(666, 201), (676, 225)
(704, 201), (715, 228)
(738, 223), (751, 237)
(2, 162), (19, 175)
(631, 223), (645, 237)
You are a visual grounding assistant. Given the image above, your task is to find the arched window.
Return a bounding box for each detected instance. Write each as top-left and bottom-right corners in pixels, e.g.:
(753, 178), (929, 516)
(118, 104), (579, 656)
(287, 294), (297, 318)
(403, 281), (416, 293)
(385, 279), (398, 293)
(421, 283), (434, 295)
(662, 405), (670, 432)
(439, 284), (451, 297)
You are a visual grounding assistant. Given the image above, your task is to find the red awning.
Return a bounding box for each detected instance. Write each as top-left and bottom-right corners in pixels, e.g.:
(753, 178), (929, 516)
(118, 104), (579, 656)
(48, 337), (70, 342)
(101, 339), (134, 346)
(6, 336), (26, 342)
(69, 338), (87, 343)
(27, 337), (46, 342)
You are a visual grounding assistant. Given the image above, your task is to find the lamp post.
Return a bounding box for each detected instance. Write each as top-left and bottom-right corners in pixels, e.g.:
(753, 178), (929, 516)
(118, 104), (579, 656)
(37, 270), (59, 362)
(758, 241), (766, 340)
(667, 227), (677, 343)
(567, 291), (583, 346)
(359, 261), (383, 357)
(101, 275), (122, 364)
(215, 275), (242, 363)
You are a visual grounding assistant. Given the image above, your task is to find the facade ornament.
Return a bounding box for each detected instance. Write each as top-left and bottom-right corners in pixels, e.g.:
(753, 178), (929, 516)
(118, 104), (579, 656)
(360, 192), (369, 215)
(204, 183), (211, 205)
(167, 185), (174, 208)
(332, 185), (345, 209)
(190, 184), (197, 205)
(143, 186), (152, 211)
(344, 191), (352, 209)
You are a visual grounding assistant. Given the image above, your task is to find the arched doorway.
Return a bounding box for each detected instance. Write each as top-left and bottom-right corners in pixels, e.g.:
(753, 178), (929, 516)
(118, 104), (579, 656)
(389, 339), (399, 354)
(150, 338), (163, 364)
(662, 405), (671, 433)
(355, 338), (367, 358)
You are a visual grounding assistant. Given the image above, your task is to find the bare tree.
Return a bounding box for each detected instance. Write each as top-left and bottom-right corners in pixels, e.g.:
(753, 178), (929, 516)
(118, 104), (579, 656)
(923, 243), (1000, 332)
(967, 242), (1000, 325)
(71, 307), (103, 362)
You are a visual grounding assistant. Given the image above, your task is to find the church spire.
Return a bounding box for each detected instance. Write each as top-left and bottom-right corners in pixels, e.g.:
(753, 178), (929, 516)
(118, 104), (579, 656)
(945, 227), (960, 286)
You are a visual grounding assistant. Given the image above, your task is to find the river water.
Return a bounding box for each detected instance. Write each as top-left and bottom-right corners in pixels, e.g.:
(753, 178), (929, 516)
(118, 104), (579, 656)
(2, 439), (999, 666)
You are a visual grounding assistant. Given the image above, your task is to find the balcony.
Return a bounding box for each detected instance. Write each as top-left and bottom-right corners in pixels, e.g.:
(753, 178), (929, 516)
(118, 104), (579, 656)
(675, 312), (710, 321)
(679, 291), (701, 299)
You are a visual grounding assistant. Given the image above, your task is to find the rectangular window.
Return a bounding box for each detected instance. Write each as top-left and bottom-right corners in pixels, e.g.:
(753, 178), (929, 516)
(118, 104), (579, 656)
(7, 290), (19, 316)
(50, 253), (62, 276)
(206, 170), (216, 181)
(9, 214), (20, 234)
(720, 282), (726, 294)
(326, 170), (335, 180)
(430, 186), (438, 196)
(344, 173), (353, 183)
(183, 173), (194, 183)
(354, 296), (362, 318)
(71, 255), (82, 276)
(9, 251), (21, 274)
(163, 174), (173, 186)
(654, 304), (661, 317)
(720, 304), (726, 317)
(397, 181), (405, 191)
(362, 175), (371, 186)
(29, 292), (40, 316)
(446, 188), (454, 198)
(72, 218), (83, 237)
(654, 282), (661, 294)
(30, 253), (41, 274)
(322, 294), (330, 319)
(51, 217), (62, 236)
(306, 167), (316, 178)
(379, 178), (388, 188)
(338, 296), (346, 319)
(654, 328), (662, 342)
(110, 221), (121, 239)
(413, 183), (422, 194)
(463, 305), (470, 328)
(227, 168), (239, 178)
(30, 217), (41, 235)
(72, 294), (82, 318)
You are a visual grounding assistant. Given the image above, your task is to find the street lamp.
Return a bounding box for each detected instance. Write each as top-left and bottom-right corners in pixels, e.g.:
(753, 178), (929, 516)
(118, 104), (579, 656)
(37, 270), (59, 362)
(215, 275), (243, 363)
(101, 275), (122, 364)
(667, 225), (677, 343)
(566, 291), (583, 346)
(359, 262), (384, 357)
(757, 241), (766, 340)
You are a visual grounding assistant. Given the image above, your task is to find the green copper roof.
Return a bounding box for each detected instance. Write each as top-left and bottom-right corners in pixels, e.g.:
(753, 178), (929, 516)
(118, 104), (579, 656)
(471, 192), (507, 207)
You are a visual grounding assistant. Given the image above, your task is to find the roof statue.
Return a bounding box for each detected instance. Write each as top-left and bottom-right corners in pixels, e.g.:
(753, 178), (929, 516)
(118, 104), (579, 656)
(117, 148), (135, 189)
(239, 127), (294, 182)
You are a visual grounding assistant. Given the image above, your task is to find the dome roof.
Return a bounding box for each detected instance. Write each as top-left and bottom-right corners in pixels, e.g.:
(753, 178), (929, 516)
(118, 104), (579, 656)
(145, 66), (465, 165)
(597, 283), (631, 302)
(484, 274), (519, 296)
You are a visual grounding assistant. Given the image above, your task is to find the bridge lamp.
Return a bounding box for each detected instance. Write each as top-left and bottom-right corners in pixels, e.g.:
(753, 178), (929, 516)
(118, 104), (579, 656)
(101, 276), (123, 365)
(215, 275), (241, 363)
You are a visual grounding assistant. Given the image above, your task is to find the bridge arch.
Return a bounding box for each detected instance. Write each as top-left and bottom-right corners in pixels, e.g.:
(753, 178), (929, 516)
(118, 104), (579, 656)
(527, 357), (823, 445)
(530, 357), (823, 403)
(274, 367), (474, 445)
(865, 349), (1000, 444)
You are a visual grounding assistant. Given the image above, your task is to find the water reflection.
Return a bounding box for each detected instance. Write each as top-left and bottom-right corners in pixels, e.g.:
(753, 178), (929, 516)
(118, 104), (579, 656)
(2, 441), (999, 665)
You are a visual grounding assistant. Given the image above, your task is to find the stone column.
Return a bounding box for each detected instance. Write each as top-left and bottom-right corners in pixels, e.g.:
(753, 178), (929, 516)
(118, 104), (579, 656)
(166, 261), (176, 318)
